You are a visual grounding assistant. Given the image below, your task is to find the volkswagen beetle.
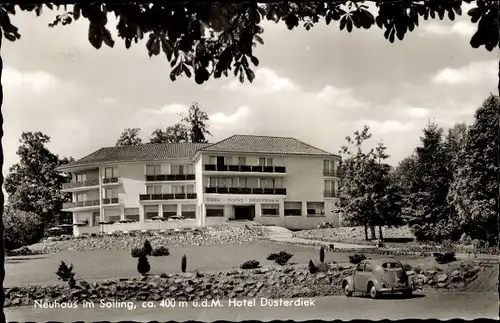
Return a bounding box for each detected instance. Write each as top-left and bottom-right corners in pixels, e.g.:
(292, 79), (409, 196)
(342, 257), (413, 299)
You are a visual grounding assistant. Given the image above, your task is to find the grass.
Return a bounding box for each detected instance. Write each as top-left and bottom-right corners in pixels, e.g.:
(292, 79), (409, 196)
(5, 240), (467, 288)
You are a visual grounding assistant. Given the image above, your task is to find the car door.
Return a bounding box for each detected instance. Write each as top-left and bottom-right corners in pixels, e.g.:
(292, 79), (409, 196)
(353, 262), (367, 291)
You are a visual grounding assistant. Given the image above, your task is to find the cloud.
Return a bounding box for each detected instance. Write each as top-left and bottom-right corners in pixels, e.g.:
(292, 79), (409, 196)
(3, 66), (60, 93)
(420, 21), (476, 38)
(404, 107), (430, 118)
(137, 103), (189, 117)
(432, 60), (497, 85)
(359, 120), (416, 134)
(210, 106), (251, 126)
(225, 67), (300, 94)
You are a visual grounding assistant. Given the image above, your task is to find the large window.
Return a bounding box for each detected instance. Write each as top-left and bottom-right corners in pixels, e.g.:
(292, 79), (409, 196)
(209, 156), (217, 164)
(261, 203), (279, 216)
(146, 185), (162, 194)
(209, 177), (217, 187)
(260, 178), (278, 189)
(206, 205), (224, 217)
(75, 193), (87, 202)
(105, 208), (121, 222)
(238, 177), (247, 188)
(171, 164), (188, 175)
(324, 160), (335, 172)
(144, 205), (159, 220)
(104, 188), (118, 199)
(124, 208), (139, 222)
(146, 164), (161, 176)
(104, 167), (118, 178)
(171, 185), (185, 194)
(186, 164), (194, 174)
(238, 157), (246, 165)
(284, 202), (302, 216)
(76, 173), (87, 182)
(162, 204), (176, 218)
(258, 157), (273, 166)
(307, 202), (325, 216)
(324, 180), (336, 197)
(182, 204), (196, 219)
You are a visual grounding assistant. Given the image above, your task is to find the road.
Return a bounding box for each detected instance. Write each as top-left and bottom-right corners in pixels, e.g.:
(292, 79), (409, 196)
(5, 292), (498, 322)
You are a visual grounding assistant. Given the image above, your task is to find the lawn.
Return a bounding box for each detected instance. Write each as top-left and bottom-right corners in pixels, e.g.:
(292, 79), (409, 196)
(5, 240), (456, 288)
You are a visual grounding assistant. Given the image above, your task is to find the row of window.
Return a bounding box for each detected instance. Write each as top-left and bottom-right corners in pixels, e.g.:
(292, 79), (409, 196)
(74, 188), (119, 202)
(146, 164), (194, 176)
(75, 167), (118, 182)
(208, 177), (283, 189)
(208, 156), (278, 167)
(262, 201), (325, 216)
(146, 185), (195, 194)
(144, 204), (196, 219)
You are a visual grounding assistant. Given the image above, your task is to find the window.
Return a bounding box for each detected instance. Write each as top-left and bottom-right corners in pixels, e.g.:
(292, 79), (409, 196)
(324, 180), (336, 197)
(382, 262), (402, 269)
(104, 167), (116, 178)
(186, 185), (194, 193)
(171, 164), (184, 175)
(274, 178), (283, 189)
(162, 204), (176, 218)
(364, 263), (373, 272)
(258, 157), (266, 166)
(76, 193), (87, 202)
(261, 203), (279, 216)
(186, 164), (194, 174)
(267, 158), (273, 166)
(225, 156), (233, 165)
(209, 177), (217, 187)
(144, 205), (159, 220)
(104, 188), (118, 199)
(324, 160), (335, 171)
(238, 177), (247, 188)
(218, 178), (226, 188)
(178, 165), (184, 175)
(182, 204), (196, 219)
(206, 205), (224, 217)
(124, 208), (140, 222)
(260, 178), (275, 189)
(238, 157), (246, 165)
(146, 186), (162, 194)
(209, 156), (217, 164)
(76, 173), (87, 182)
(105, 208), (121, 222)
(307, 202), (325, 216)
(284, 202), (302, 216)
(171, 186), (185, 194)
(146, 164), (161, 176)
(356, 263), (364, 272)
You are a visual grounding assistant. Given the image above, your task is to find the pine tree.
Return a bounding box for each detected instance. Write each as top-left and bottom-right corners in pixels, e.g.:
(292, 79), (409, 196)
(137, 255), (151, 276)
(143, 240), (152, 256)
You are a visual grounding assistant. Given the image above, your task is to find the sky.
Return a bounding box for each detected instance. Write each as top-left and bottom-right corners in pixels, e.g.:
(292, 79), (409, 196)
(2, 3), (499, 176)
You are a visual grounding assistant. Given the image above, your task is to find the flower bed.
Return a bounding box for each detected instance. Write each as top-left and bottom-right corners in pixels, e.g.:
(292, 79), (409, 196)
(28, 226), (266, 254)
(4, 261), (486, 308)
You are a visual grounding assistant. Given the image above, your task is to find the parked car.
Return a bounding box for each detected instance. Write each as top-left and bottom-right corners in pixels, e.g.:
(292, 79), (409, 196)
(342, 257), (413, 299)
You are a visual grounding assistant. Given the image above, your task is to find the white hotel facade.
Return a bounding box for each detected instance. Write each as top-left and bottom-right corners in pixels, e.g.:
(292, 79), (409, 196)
(58, 135), (341, 235)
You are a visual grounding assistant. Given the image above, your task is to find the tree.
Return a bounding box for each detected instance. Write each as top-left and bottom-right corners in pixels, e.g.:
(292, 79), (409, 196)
(444, 122), (469, 173)
(181, 102), (212, 143)
(448, 95), (499, 246)
(405, 122), (460, 242)
(149, 123), (189, 144)
(116, 128), (142, 146)
(3, 206), (43, 250)
(4, 132), (72, 227)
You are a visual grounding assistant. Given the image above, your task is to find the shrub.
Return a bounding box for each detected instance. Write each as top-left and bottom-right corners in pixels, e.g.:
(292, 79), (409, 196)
(143, 240), (153, 256)
(137, 255), (150, 276)
(441, 240), (455, 252)
(433, 252), (456, 264)
(403, 264), (412, 271)
(131, 247), (145, 258)
(267, 251), (294, 265)
(181, 254), (187, 273)
(319, 247), (325, 263)
(240, 260), (260, 269)
(4, 207), (44, 250)
(151, 246), (170, 257)
(308, 260), (318, 274)
(56, 261), (75, 282)
(349, 254), (366, 264)
(317, 262), (330, 272)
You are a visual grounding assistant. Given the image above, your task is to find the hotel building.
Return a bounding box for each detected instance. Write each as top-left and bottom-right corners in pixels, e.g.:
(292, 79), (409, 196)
(58, 135), (341, 235)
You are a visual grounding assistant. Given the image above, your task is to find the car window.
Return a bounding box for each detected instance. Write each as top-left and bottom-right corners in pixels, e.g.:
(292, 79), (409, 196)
(356, 263), (364, 272)
(364, 263), (373, 272)
(382, 262), (402, 269)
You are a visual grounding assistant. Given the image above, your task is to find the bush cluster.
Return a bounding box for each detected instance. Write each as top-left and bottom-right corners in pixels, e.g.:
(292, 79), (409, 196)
(433, 252), (457, 264)
(349, 254), (366, 264)
(267, 251), (294, 266)
(240, 260), (260, 269)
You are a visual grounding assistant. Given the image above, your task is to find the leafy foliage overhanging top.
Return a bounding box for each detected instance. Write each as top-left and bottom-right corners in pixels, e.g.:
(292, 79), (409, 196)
(0, 0), (497, 85)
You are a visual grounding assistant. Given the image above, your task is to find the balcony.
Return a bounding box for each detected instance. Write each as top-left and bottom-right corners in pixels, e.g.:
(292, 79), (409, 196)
(204, 187), (287, 195)
(139, 193), (197, 201)
(145, 174), (196, 182)
(102, 197), (120, 205)
(323, 190), (338, 198)
(63, 199), (100, 209)
(323, 169), (338, 177)
(62, 180), (99, 190)
(203, 164), (286, 174)
(102, 177), (120, 185)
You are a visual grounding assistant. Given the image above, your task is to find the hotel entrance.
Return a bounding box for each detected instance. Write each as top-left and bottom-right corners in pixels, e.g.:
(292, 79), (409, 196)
(234, 205), (255, 220)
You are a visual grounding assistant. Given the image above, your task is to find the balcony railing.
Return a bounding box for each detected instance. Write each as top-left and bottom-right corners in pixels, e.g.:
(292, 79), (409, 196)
(205, 187), (287, 195)
(102, 177), (120, 184)
(145, 174), (196, 181)
(203, 164), (286, 173)
(102, 197), (120, 205)
(323, 190), (338, 198)
(63, 199), (100, 209)
(139, 193), (197, 201)
(323, 169), (338, 177)
(62, 180), (99, 190)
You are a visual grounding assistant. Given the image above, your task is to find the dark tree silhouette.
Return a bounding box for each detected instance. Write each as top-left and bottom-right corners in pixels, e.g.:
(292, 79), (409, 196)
(181, 102), (212, 143)
(116, 128), (142, 146)
(1, 0), (500, 320)
(150, 123), (190, 144)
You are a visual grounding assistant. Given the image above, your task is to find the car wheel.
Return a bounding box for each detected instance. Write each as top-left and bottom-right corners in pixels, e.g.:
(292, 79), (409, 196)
(344, 283), (353, 297)
(369, 284), (379, 299)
